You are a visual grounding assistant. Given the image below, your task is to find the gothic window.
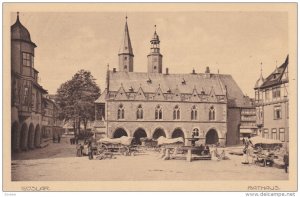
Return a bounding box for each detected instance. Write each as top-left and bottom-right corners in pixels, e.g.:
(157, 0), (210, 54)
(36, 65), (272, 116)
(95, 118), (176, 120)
(124, 65), (127, 70)
(209, 106), (215, 120)
(173, 105), (180, 120)
(117, 104), (125, 120)
(22, 52), (33, 67)
(191, 105), (198, 120)
(124, 57), (127, 60)
(136, 104), (143, 120)
(155, 105), (163, 120)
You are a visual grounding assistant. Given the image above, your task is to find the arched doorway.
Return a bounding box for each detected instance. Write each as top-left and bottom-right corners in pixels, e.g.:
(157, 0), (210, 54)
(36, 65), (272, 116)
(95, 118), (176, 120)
(152, 128), (166, 140)
(28, 123), (35, 149)
(20, 123), (28, 151)
(113, 128), (128, 138)
(11, 122), (19, 152)
(205, 129), (219, 145)
(133, 128), (147, 145)
(34, 125), (41, 147)
(172, 128), (185, 139)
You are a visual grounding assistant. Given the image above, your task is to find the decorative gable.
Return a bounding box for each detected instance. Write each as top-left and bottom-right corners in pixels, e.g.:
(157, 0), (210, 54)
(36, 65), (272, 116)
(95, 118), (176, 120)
(208, 86), (217, 102)
(115, 84), (128, 100)
(154, 86), (165, 101)
(135, 87), (146, 100)
(190, 87), (201, 102)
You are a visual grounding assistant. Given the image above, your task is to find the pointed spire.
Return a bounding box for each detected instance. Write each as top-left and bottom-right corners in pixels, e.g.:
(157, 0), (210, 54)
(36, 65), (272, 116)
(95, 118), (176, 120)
(119, 15), (133, 55)
(260, 62), (264, 78)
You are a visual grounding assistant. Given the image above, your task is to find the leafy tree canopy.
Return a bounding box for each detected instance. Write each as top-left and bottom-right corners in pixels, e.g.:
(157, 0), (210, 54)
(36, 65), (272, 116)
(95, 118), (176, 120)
(56, 70), (101, 132)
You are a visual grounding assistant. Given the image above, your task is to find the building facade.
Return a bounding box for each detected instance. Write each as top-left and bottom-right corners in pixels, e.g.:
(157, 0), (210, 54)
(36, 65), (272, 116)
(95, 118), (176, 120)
(254, 56), (289, 144)
(41, 96), (64, 139)
(11, 13), (62, 153)
(95, 18), (250, 146)
(239, 97), (257, 141)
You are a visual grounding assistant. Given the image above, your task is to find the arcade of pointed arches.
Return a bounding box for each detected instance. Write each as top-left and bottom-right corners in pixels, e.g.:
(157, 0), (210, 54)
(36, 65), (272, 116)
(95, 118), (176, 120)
(111, 126), (221, 145)
(11, 121), (42, 152)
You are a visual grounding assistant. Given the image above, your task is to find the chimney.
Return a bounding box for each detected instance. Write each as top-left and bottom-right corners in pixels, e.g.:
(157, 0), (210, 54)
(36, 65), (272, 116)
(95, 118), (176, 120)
(166, 67), (169, 75)
(113, 68), (116, 73)
(192, 68), (196, 74)
(205, 66), (210, 73)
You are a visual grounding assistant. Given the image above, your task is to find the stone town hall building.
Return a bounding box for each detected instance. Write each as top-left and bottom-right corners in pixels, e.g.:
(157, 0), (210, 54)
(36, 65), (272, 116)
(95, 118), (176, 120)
(94, 18), (250, 146)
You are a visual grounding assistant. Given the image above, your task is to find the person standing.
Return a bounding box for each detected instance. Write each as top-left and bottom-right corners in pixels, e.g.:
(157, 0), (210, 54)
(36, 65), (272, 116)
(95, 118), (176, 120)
(242, 136), (253, 164)
(88, 142), (93, 160)
(283, 151), (289, 173)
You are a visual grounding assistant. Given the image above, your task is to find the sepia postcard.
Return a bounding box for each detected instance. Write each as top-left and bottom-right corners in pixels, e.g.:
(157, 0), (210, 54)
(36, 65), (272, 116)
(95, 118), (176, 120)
(2, 2), (297, 192)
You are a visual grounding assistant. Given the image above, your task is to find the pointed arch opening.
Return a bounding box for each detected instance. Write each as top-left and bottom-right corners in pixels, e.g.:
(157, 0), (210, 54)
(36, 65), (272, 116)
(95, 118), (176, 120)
(28, 123), (35, 149)
(113, 128), (128, 138)
(205, 129), (219, 145)
(152, 128), (166, 140)
(155, 105), (163, 120)
(117, 104), (125, 120)
(209, 106), (216, 120)
(191, 105), (198, 120)
(136, 104), (143, 119)
(172, 128), (185, 139)
(133, 128), (147, 145)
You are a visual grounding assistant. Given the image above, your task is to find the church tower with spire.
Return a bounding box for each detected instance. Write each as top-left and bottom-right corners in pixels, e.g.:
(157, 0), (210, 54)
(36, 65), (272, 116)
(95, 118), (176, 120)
(147, 25), (163, 73)
(118, 16), (134, 72)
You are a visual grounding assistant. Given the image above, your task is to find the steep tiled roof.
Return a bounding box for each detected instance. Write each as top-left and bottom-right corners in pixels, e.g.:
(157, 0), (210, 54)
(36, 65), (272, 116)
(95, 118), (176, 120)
(108, 71), (225, 95)
(95, 89), (107, 103)
(260, 55), (289, 89)
(105, 71), (245, 107)
(219, 75), (246, 107)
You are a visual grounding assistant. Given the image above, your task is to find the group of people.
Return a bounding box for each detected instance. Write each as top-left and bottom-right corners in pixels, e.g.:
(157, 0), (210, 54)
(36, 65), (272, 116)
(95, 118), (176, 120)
(75, 140), (94, 160)
(242, 136), (289, 173)
(70, 136), (79, 145)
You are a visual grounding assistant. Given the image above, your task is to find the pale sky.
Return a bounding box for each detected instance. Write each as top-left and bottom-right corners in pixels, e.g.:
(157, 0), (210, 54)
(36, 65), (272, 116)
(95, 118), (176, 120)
(11, 11), (288, 97)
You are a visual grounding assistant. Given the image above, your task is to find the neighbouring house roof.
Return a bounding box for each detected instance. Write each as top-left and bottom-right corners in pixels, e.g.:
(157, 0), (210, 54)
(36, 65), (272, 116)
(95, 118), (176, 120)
(259, 55), (289, 89)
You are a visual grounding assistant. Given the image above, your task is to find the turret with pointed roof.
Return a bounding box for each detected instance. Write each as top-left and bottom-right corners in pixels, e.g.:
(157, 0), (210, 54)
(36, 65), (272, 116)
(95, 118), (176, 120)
(147, 25), (163, 73)
(118, 16), (134, 72)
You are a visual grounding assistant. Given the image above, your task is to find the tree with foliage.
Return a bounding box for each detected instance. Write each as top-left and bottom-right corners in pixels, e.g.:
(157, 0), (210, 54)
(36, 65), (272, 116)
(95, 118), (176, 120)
(56, 70), (100, 134)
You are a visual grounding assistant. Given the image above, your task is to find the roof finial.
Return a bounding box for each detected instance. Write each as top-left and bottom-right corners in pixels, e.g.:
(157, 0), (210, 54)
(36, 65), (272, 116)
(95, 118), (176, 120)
(154, 25), (157, 32)
(260, 62), (263, 73)
(17, 12), (20, 22)
(125, 13), (128, 21)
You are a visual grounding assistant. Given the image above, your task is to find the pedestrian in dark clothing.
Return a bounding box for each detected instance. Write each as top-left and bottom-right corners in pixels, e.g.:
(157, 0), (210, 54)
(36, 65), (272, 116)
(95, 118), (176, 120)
(76, 143), (82, 157)
(58, 136), (61, 143)
(283, 152), (289, 173)
(70, 138), (72, 144)
(88, 142), (93, 160)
